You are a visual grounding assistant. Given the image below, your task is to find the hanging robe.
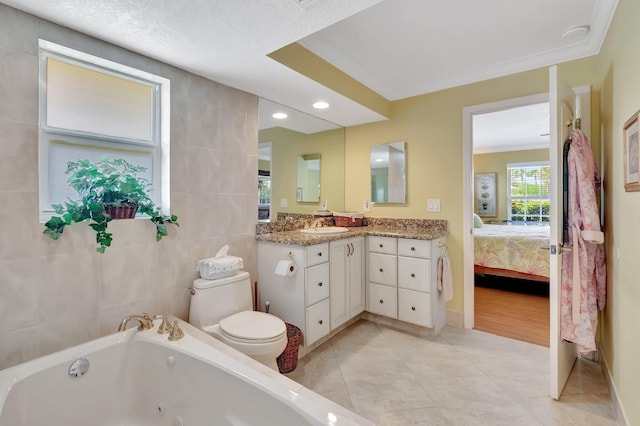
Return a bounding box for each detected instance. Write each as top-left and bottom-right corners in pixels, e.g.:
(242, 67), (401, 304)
(560, 129), (606, 355)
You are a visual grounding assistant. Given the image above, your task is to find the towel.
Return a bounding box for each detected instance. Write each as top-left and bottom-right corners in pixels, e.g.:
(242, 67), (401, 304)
(437, 254), (453, 302)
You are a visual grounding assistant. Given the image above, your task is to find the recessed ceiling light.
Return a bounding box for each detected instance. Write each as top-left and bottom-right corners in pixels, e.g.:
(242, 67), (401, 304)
(313, 101), (329, 109)
(561, 25), (590, 39)
(272, 112), (288, 119)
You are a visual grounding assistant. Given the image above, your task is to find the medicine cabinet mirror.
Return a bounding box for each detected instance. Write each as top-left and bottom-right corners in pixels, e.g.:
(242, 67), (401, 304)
(370, 141), (406, 204)
(297, 153), (321, 202)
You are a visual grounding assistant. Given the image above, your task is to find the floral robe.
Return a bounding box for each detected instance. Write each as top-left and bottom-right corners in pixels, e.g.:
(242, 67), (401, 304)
(560, 129), (606, 354)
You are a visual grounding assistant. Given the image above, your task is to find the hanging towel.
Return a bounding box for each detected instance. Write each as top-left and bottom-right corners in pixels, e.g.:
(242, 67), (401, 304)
(437, 254), (453, 302)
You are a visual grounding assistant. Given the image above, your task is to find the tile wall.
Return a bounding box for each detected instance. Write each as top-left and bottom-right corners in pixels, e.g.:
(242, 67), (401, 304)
(0, 4), (259, 369)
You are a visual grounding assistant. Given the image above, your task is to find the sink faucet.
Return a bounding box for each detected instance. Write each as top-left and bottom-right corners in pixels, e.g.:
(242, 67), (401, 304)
(117, 313), (154, 332)
(311, 219), (323, 229)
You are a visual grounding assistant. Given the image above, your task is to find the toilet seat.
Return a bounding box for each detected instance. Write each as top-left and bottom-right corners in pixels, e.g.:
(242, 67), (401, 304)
(219, 311), (286, 344)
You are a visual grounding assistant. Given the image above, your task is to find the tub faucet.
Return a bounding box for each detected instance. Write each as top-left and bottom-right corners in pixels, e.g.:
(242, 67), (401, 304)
(117, 313), (154, 332)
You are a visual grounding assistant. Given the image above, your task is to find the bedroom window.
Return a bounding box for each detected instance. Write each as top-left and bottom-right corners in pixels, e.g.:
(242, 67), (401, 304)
(507, 162), (550, 223)
(38, 40), (170, 222)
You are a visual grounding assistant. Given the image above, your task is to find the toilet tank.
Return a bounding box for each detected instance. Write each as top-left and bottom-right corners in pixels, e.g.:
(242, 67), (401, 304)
(189, 271), (253, 329)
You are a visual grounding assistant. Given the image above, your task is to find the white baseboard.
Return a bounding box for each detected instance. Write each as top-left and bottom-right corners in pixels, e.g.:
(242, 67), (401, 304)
(446, 309), (464, 328)
(600, 347), (628, 425)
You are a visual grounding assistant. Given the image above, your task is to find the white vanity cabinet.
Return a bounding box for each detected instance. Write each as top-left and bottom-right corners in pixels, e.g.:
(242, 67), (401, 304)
(258, 242), (330, 347)
(366, 236), (447, 334)
(329, 237), (365, 330)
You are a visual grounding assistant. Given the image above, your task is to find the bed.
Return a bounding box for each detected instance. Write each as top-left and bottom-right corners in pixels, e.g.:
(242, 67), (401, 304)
(473, 224), (550, 282)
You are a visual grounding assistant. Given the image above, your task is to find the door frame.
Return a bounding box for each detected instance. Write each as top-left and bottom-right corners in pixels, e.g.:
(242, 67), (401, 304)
(461, 92), (549, 329)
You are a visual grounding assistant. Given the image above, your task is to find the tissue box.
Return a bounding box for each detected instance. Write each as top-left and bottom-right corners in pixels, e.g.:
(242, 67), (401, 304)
(197, 256), (244, 280)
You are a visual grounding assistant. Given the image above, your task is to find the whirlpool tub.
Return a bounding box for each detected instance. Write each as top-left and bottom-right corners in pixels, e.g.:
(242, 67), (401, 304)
(0, 318), (371, 426)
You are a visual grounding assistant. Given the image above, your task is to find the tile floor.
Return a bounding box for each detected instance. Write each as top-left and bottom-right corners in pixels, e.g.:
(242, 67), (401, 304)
(286, 320), (620, 425)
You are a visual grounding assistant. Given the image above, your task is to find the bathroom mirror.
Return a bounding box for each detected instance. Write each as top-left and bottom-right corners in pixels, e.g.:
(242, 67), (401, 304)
(370, 141), (406, 203)
(297, 153), (321, 202)
(258, 98), (345, 220)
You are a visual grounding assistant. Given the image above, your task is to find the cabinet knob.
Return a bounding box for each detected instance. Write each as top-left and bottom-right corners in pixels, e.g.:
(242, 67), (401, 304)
(379, 243), (383, 248)
(318, 282), (323, 287)
(318, 319), (323, 325)
(411, 247), (415, 251)
(411, 306), (416, 311)
(317, 252), (323, 257)
(411, 273), (415, 278)
(379, 268), (384, 272)
(379, 299), (384, 304)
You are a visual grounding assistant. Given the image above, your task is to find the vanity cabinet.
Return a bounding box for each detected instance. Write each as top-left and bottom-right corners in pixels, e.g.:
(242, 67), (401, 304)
(367, 236), (447, 334)
(258, 242), (330, 347)
(329, 237), (365, 330)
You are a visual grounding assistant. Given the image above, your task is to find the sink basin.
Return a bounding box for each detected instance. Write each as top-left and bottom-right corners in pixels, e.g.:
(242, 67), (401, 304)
(299, 226), (350, 235)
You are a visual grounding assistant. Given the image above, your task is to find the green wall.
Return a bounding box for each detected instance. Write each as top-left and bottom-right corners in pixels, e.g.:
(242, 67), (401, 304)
(474, 149), (550, 222)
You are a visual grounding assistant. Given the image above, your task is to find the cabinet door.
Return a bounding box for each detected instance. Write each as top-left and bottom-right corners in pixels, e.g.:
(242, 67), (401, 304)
(368, 282), (397, 318)
(330, 240), (349, 330)
(348, 237), (365, 318)
(305, 299), (330, 346)
(398, 288), (432, 327)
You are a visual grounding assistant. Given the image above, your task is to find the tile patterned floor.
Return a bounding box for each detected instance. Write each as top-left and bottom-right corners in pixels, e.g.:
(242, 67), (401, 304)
(286, 320), (620, 425)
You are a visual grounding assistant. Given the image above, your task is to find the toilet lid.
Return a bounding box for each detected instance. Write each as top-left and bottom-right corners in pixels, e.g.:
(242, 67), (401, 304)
(219, 311), (286, 342)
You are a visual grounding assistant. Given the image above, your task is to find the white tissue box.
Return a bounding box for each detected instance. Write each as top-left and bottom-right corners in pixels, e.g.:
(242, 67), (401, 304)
(197, 256), (244, 280)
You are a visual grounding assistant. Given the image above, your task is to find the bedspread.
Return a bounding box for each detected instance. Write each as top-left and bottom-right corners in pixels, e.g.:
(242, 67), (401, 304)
(474, 224), (550, 278)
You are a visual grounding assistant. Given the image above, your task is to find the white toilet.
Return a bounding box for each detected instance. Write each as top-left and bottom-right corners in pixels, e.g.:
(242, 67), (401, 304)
(189, 271), (287, 371)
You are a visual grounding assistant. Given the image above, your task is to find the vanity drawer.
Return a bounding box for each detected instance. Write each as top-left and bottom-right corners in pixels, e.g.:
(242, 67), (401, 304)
(398, 238), (431, 258)
(397, 256), (431, 293)
(305, 299), (330, 346)
(306, 243), (329, 267)
(368, 252), (397, 286)
(368, 282), (397, 318)
(305, 263), (329, 306)
(368, 236), (397, 255)
(398, 288), (432, 327)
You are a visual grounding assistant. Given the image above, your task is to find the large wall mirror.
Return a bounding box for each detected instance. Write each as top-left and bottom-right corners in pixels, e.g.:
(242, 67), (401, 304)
(370, 141), (406, 204)
(258, 98), (345, 220)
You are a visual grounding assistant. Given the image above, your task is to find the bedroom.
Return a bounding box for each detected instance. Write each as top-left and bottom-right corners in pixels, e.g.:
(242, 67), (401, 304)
(472, 101), (552, 347)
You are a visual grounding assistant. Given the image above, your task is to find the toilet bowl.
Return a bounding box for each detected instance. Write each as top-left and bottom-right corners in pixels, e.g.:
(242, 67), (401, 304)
(189, 271), (287, 371)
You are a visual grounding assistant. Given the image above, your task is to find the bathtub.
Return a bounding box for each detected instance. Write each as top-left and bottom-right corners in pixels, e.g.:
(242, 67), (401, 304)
(0, 318), (372, 426)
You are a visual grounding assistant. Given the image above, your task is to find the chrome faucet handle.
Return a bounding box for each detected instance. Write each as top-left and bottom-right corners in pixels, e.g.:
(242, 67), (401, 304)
(157, 315), (172, 334)
(168, 320), (184, 341)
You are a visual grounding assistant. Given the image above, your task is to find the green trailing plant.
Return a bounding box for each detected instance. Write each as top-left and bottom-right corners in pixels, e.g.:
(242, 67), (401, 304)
(43, 158), (179, 253)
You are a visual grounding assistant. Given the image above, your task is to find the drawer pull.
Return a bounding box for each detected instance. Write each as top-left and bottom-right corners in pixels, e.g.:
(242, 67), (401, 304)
(318, 282), (323, 287)
(379, 268), (384, 272)
(411, 273), (415, 278)
(411, 247), (416, 251)
(318, 319), (323, 325)
(379, 299), (384, 304)
(411, 306), (416, 311)
(317, 252), (323, 257)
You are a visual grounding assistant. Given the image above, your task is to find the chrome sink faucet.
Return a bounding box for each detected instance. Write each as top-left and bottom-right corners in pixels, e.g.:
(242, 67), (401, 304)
(117, 313), (154, 332)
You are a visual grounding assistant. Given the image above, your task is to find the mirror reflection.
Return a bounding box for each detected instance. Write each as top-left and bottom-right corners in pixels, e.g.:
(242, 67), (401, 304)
(370, 141), (406, 204)
(297, 153), (321, 202)
(258, 98), (345, 221)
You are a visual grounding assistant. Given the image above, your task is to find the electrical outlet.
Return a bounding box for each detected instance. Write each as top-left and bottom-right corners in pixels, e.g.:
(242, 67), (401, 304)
(363, 200), (371, 212)
(427, 199), (440, 212)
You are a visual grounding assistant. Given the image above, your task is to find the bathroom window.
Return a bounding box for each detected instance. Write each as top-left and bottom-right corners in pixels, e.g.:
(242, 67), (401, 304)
(38, 40), (171, 221)
(507, 162), (551, 223)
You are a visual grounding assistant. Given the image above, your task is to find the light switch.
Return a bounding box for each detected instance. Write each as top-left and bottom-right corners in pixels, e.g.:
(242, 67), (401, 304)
(280, 198), (288, 208)
(427, 199), (440, 212)
(363, 200), (371, 212)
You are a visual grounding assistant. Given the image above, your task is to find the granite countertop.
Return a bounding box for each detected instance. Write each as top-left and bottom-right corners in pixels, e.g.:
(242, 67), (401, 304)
(255, 225), (447, 246)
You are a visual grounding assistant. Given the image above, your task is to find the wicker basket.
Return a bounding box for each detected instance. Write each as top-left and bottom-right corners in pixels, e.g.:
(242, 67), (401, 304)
(276, 323), (302, 373)
(334, 212), (364, 227)
(104, 203), (138, 219)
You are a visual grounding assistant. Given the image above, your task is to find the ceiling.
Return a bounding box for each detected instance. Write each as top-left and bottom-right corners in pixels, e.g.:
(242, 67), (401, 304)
(2, 0), (617, 138)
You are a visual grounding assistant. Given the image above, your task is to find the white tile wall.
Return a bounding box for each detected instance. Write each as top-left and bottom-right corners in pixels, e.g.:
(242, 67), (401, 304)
(0, 4), (259, 369)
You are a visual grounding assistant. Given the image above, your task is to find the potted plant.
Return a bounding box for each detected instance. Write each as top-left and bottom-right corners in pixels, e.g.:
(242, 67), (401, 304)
(43, 158), (179, 253)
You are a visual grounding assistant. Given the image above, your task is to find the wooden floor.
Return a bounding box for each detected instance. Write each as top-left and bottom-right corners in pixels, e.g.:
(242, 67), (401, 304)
(474, 286), (550, 347)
